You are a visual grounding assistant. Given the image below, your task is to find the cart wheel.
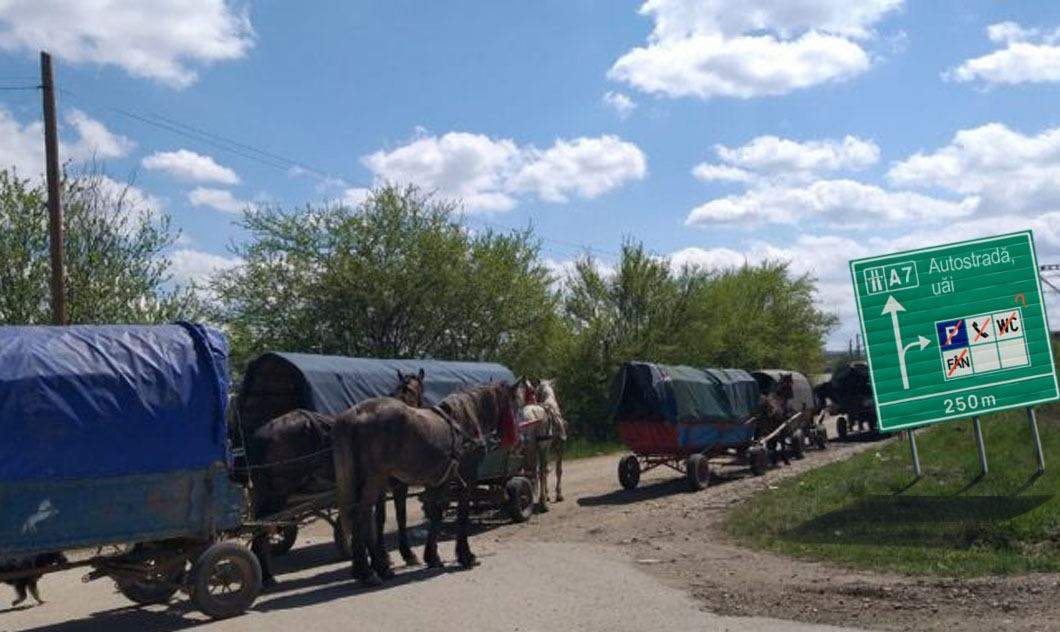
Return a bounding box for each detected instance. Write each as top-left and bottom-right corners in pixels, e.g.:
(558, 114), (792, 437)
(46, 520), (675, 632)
(836, 417), (849, 439)
(748, 447), (768, 476)
(333, 521), (351, 558)
(270, 524), (298, 556)
(685, 454), (711, 491)
(115, 564), (183, 606)
(189, 541), (262, 620)
(618, 454), (641, 490)
(505, 476), (534, 523)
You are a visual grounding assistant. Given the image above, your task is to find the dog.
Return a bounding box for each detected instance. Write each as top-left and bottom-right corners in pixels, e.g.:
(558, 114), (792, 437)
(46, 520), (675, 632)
(1, 552), (66, 606)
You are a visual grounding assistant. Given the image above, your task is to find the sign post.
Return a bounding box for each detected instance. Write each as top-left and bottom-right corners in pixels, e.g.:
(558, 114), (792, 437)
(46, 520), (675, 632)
(850, 231), (1058, 473)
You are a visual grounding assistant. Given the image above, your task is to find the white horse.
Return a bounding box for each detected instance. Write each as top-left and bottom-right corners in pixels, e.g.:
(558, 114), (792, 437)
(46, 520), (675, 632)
(515, 378), (569, 509)
(535, 379), (568, 502)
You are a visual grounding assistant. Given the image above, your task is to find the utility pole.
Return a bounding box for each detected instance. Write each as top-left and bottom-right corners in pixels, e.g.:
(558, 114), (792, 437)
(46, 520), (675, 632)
(40, 51), (66, 325)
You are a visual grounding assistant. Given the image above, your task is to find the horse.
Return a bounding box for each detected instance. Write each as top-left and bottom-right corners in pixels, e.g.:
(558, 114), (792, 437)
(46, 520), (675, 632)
(754, 372), (796, 467)
(535, 379), (568, 502)
(333, 381), (517, 587)
(247, 369), (425, 587)
(515, 377), (553, 513)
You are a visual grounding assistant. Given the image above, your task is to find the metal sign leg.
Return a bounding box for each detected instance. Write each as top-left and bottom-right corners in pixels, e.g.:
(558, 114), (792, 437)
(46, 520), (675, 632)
(908, 430), (922, 478)
(1027, 407), (1045, 474)
(972, 416), (987, 476)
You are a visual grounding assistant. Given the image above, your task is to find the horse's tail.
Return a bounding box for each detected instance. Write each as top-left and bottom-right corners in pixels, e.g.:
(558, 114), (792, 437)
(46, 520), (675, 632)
(332, 417), (360, 558)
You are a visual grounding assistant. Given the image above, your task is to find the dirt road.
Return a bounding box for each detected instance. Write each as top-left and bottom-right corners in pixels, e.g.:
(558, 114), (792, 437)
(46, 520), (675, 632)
(4, 435), (1057, 631)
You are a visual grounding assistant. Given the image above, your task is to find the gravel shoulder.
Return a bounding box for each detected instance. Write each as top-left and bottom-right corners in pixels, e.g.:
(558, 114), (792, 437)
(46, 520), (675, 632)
(498, 437), (1060, 632)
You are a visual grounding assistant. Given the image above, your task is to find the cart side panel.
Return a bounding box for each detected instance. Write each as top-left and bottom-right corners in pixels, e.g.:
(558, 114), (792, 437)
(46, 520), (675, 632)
(0, 466), (244, 561)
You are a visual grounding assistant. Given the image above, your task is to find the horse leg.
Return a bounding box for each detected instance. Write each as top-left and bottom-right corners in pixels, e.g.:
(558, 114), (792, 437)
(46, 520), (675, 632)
(455, 484), (478, 568)
(422, 486), (445, 569)
(392, 482), (419, 565)
(535, 442), (549, 513)
(373, 492), (387, 565)
(554, 441), (564, 502)
(362, 480), (393, 580)
(251, 531), (277, 588)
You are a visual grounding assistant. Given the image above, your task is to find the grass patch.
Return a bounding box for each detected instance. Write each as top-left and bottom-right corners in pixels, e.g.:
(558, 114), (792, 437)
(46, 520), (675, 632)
(564, 437), (625, 460)
(724, 404), (1060, 576)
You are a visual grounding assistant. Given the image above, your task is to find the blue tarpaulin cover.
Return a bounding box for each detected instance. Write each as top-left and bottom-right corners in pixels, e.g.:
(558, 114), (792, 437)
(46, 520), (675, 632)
(0, 323), (229, 482)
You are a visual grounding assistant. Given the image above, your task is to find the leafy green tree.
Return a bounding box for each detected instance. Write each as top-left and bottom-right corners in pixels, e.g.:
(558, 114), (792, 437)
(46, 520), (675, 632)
(212, 185), (563, 375)
(555, 243), (836, 439)
(0, 168), (198, 325)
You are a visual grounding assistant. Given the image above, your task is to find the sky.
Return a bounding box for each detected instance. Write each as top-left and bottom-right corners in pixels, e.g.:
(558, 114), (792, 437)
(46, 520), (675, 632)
(0, 0), (1059, 348)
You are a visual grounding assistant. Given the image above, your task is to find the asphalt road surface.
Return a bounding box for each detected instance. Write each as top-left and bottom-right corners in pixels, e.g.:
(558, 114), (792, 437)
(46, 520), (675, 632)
(2, 534), (857, 632)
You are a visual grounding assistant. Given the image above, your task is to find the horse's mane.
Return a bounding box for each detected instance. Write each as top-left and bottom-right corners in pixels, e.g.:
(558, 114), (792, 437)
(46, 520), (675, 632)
(437, 381), (507, 434)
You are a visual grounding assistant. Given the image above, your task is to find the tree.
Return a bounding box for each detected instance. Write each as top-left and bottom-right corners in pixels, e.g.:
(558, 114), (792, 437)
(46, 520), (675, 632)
(0, 168), (198, 325)
(555, 242), (836, 439)
(212, 185), (563, 375)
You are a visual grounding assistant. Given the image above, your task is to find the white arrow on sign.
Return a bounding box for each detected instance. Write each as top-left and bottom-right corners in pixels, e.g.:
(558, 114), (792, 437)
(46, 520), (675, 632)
(881, 295), (931, 390)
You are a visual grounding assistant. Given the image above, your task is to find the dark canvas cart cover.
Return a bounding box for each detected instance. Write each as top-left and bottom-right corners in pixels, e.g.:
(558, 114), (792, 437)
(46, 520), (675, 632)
(610, 362), (759, 455)
(235, 352), (515, 436)
(0, 324), (241, 559)
(752, 370), (817, 414)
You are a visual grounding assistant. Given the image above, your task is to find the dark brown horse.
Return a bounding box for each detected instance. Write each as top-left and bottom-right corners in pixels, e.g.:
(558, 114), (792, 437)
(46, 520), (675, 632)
(248, 369), (425, 587)
(754, 372), (795, 466)
(333, 381), (517, 586)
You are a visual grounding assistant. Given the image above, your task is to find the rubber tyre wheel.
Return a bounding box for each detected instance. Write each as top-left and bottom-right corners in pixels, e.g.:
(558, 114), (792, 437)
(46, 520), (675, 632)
(748, 447), (767, 476)
(505, 476), (534, 523)
(685, 454), (711, 492)
(618, 454), (641, 490)
(115, 570), (182, 606)
(836, 417), (849, 439)
(189, 541), (262, 620)
(333, 521), (351, 558)
(270, 524), (298, 557)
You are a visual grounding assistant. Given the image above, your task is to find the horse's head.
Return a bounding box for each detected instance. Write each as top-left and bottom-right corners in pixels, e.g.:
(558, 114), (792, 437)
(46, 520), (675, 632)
(392, 368), (425, 407)
(514, 376), (538, 407)
(775, 373), (794, 402)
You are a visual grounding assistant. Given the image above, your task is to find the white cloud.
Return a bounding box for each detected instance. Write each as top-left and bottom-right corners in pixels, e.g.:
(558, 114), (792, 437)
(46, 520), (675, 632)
(362, 131), (646, 212)
(0, 106), (134, 178)
(712, 135), (879, 177)
(685, 178), (977, 227)
(888, 122), (1060, 216)
(169, 248), (241, 286)
(946, 22), (1060, 85)
(509, 135), (647, 203)
(143, 149), (240, 185)
(0, 0), (254, 88)
(188, 187), (252, 214)
(608, 0), (902, 99)
(602, 91), (637, 118)
(341, 187), (371, 207)
(65, 109), (134, 160)
(690, 163), (756, 184)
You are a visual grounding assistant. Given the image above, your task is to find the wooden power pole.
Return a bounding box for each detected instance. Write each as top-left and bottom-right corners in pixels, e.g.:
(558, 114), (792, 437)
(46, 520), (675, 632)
(40, 51), (66, 325)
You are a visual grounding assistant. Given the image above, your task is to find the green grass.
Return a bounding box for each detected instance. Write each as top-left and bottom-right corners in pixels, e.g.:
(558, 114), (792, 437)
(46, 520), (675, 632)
(564, 437), (625, 460)
(724, 404), (1060, 577)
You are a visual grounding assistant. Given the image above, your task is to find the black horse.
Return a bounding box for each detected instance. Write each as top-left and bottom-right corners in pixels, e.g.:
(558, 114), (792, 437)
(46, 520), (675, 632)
(247, 369), (425, 587)
(333, 381), (517, 586)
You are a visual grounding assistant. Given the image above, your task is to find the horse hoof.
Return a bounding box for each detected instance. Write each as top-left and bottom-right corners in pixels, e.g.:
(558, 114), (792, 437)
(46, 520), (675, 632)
(425, 556), (444, 569)
(401, 552), (421, 566)
(535, 503), (549, 514)
(357, 572), (383, 588)
(261, 577), (278, 590)
(376, 567), (395, 580)
(555, 494), (564, 502)
(458, 554), (479, 569)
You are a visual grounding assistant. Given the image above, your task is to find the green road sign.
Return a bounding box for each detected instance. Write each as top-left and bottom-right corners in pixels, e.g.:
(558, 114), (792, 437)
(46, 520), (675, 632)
(850, 231), (1058, 433)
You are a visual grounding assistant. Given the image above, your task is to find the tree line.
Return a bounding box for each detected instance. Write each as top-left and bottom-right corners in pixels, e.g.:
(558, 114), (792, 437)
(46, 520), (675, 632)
(0, 170), (835, 439)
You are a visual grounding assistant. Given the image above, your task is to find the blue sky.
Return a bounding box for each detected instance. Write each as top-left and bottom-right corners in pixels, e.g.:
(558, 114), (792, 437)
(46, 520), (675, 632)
(1, 1), (1059, 347)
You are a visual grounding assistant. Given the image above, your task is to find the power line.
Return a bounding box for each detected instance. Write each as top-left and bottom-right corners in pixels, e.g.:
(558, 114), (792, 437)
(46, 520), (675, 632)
(54, 89), (641, 261)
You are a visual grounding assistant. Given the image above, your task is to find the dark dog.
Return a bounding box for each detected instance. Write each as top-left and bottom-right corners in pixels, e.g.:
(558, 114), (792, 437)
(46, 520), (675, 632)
(1, 552), (66, 606)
